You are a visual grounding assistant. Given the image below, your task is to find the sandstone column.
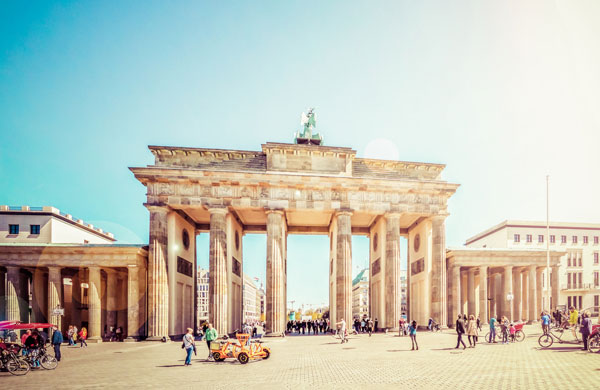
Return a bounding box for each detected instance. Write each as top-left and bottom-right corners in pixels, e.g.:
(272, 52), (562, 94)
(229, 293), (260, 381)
(451, 265), (461, 326)
(521, 269), (528, 321)
(0, 269), (5, 321)
(47, 267), (62, 331)
(536, 268), (543, 316)
(209, 207), (229, 335)
(105, 269), (118, 333)
(266, 209), (286, 336)
(384, 213), (401, 330)
(513, 268), (522, 321)
(502, 266), (513, 320)
(147, 205), (170, 340)
(489, 272), (496, 319)
(479, 266), (488, 324)
(431, 216), (447, 326)
(88, 266), (102, 342)
(125, 265), (140, 341)
(71, 271), (82, 328)
(335, 210), (353, 327)
(5, 266), (21, 322)
(551, 265), (560, 310)
(467, 268), (476, 316)
(528, 266), (537, 323)
(32, 269), (46, 323)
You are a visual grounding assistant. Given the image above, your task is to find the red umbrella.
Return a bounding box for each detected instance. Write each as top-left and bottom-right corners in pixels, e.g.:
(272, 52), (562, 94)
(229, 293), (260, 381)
(0, 323), (55, 330)
(0, 321), (20, 329)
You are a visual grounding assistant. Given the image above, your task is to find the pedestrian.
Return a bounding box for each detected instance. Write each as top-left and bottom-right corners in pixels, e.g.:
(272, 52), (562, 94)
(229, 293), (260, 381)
(336, 318), (348, 343)
(500, 316), (509, 344)
(116, 326), (123, 342)
(568, 306), (579, 339)
(374, 318), (379, 333)
(205, 323), (218, 361)
(476, 315), (481, 332)
(540, 311), (551, 335)
(509, 323), (516, 342)
(51, 326), (63, 362)
(182, 328), (195, 366)
(467, 314), (478, 348)
(67, 325), (75, 346)
(21, 330), (31, 356)
(398, 318), (404, 337)
(72, 325), (78, 344)
(78, 327), (88, 348)
(580, 311), (593, 351)
(368, 318), (374, 337)
(455, 314), (466, 349)
(488, 315), (497, 343)
(409, 320), (418, 351)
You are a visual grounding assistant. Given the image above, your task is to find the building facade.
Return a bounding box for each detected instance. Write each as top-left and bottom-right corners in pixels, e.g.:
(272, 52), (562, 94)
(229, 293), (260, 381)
(400, 274), (407, 317)
(196, 268), (209, 327)
(352, 268), (368, 320)
(0, 206), (147, 342)
(243, 274), (260, 324)
(466, 220), (600, 315)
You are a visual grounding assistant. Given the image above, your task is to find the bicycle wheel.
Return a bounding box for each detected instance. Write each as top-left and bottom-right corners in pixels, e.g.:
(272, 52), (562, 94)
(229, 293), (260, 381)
(484, 332), (491, 343)
(588, 335), (600, 353)
(7, 358), (30, 376)
(40, 354), (58, 370)
(514, 330), (525, 342)
(538, 334), (553, 348)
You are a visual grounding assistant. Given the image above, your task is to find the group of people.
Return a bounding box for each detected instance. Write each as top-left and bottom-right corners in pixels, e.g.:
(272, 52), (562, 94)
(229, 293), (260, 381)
(286, 319), (330, 335)
(182, 323), (218, 365)
(17, 326), (64, 366)
(66, 325), (88, 347)
(241, 322), (265, 338)
(455, 314), (482, 348)
(353, 317), (377, 335)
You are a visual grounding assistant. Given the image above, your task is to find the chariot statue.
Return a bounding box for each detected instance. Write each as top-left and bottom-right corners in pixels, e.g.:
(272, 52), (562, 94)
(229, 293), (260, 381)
(294, 108), (323, 145)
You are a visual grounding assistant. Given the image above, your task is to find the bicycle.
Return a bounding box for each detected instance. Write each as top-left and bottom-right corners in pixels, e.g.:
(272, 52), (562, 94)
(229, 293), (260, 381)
(23, 345), (58, 370)
(0, 345), (30, 376)
(538, 325), (581, 348)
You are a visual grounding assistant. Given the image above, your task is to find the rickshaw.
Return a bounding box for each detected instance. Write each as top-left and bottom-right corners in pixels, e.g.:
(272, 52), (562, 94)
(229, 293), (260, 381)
(211, 333), (271, 364)
(0, 321), (58, 370)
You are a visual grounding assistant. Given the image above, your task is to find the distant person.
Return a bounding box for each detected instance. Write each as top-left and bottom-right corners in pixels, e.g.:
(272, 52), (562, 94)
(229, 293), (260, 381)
(183, 328), (195, 366)
(455, 314), (466, 350)
(500, 316), (509, 344)
(399, 318), (405, 337)
(336, 318), (347, 344)
(51, 326), (63, 362)
(466, 315), (478, 347)
(488, 315), (497, 343)
(205, 323), (218, 361)
(580, 311), (593, 351)
(409, 321), (418, 351)
(509, 323), (516, 342)
(541, 311), (551, 335)
(78, 327), (88, 348)
(368, 318), (374, 337)
(67, 326), (75, 346)
(568, 306), (579, 339)
(374, 318), (379, 333)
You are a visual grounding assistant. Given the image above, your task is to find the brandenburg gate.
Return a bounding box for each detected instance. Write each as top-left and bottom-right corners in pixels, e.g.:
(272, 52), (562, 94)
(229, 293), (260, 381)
(130, 141), (459, 339)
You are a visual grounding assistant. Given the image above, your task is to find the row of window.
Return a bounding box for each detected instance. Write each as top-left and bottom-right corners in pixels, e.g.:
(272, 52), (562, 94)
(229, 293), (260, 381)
(567, 296), (583, 310)
(514, 234), (599, 245)
(8, 224), (40, 235)
(567, 253), (600, 266)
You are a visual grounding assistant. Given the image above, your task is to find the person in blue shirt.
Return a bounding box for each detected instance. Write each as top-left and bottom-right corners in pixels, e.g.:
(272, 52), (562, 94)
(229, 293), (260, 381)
(409, 321), (418, 351)
(540, 311), (551, 335)
(489, 316), (497, 343)
(51, 326), (64, 362)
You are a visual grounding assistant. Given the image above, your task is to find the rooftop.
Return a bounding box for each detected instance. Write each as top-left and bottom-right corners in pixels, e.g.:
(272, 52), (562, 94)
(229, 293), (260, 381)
(0, 205), (116, 241)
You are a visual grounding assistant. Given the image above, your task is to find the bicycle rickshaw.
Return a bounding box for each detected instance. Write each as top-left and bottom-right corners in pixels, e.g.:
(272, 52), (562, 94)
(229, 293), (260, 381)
(211, 333), (270, 364)
(485, 321), (525, 343)
(0, 321), (58, 372)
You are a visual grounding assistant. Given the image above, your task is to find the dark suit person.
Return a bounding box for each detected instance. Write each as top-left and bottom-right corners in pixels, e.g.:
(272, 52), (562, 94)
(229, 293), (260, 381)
(455, 315), (466, 349)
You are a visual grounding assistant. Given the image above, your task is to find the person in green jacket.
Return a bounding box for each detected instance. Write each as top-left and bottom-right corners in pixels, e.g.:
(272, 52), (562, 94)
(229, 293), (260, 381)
(205, 323), (218, 361)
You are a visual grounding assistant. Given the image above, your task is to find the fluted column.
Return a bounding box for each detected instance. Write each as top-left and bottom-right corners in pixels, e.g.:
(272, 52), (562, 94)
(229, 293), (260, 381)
(0, 269), (5, 321)
(209, 207), (229, 335)
(536, 268), (543, 316)
(147, 205), (170, 340)
(502, 266), (513, 320)
(430, 215), (447, 326)
(266, 209), (286, 336)
(467, 268), (476, 316)
(47, 267), (62, 331)
(479, 266), (488, 324)
(384, 213), (401, 330)
(88, 266), (102, 342)
(528, 266), (537, 323)
(451, 265), (461, 327)
(5, 267), (21, 322)
(551, 265), (560, 310)
(71, 271), (82, 328)
(335, 210), (353, 326)
(32, 269), (46, 323)
(105, 269), (118, 333)
(521, 269), (528, 321)
(125, 265), (140, 341)
(513, 268), (522, 321)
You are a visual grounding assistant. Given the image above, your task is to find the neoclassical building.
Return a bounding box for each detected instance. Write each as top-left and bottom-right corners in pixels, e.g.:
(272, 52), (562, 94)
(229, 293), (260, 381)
(130, 142), (459, 338)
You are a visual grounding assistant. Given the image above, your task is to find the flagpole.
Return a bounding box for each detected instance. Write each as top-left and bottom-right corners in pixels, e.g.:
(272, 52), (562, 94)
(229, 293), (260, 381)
(546, 175), (551, 312)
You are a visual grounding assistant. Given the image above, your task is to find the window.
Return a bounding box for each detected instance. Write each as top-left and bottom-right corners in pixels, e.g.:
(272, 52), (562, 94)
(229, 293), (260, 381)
(30, 225), (40, 234)
(595, 252), (599, 265)
(514, 234), (520, 243)
(538, 235), (544, 243)
(595, 236), (599, 245)
(572, 236), (578, 244)
(550, 235), (555, 243)
(561, 235), (567, 244)
(568, 256), (572, 267)
(526, 234), (532, 243)
(595, 271), (599, 288)
(8, 224), (19, 234)
(579, 257), (582, 267)
(568, 296), (571, 308)
(595, 295), (599, 308)
(568, 273), (572, 287)
(579, 296), (582, 309)
(583, 236), (589, 244)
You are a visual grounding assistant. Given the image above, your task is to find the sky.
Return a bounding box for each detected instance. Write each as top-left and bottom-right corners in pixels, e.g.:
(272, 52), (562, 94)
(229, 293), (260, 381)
(1, 1), (599, 309)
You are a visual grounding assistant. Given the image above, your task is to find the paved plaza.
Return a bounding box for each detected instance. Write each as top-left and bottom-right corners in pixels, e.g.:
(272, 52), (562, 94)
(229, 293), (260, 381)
(2, 325), (599, 389)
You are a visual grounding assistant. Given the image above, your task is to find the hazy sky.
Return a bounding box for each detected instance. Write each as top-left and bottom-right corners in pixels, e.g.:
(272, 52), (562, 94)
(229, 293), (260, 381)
(1, 1), (599, 309)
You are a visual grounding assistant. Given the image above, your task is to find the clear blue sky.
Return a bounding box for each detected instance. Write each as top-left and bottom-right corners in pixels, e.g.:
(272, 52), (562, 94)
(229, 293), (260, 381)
(2, 1), (599, 309)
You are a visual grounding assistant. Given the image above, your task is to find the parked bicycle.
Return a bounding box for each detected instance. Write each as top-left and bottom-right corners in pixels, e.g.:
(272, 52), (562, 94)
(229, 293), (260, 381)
(0, 344), (30, 376)
(23, 345), (58, 370)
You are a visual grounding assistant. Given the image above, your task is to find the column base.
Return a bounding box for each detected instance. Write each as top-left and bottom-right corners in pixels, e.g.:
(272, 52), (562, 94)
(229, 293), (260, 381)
(123, 336), (140, 343)
(145, 335), (171, 342)
(86, 337), (102, 344)
(264, 332), (285, 338)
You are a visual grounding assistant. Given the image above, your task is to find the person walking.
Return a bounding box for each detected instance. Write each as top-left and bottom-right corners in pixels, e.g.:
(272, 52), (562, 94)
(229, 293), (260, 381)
(409, 321), (418, 350)
(488, 315), (497, 343)
(541, 311), (551, 335)
(399, 318), (405, 337)
(455, 314), (466, 349)
(368, 318), (374, 337)
(205, 323), (218, 361)
(568, 306), (579, 339)
(51, 326), (63, 362)
(466, 315), (478, 348)
(336, 318), (347, 343)
(183, 328), (195, 366)
(67, 326), (75, 346)
(501, 316), (510, 344)
(78, 327), (88, 348)
(580, 311), (593, 351)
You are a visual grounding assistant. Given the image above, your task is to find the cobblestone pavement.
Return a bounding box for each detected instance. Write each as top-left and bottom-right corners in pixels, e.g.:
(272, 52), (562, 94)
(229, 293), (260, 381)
(2, 325), (599, 389)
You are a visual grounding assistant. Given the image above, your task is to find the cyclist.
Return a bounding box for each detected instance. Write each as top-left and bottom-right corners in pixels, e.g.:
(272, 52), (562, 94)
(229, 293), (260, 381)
(540, 311), (551, 335)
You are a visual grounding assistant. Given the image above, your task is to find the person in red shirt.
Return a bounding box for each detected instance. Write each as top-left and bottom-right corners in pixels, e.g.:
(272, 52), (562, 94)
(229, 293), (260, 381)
(20, 330), (31, 356)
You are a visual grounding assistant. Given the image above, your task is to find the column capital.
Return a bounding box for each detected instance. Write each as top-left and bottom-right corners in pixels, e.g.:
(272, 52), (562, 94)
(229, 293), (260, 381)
(47, 266), (62, 273)
(208, 207), (228, 215)
(430, 213), (449, 222)
(468, 267), (477, 275)
(88, 266), (100, 272)
(384, 212), (402, 219)
(478, 265), (488, 271)
(144, 203), (169, 213)
(334, 209), (353, 217)
(265, 208), (285, 216)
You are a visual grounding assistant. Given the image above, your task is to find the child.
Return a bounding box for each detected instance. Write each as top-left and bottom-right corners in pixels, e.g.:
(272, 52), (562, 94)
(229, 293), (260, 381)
(509, 323), (516, 343)
(409, 320), (418, 351)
